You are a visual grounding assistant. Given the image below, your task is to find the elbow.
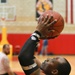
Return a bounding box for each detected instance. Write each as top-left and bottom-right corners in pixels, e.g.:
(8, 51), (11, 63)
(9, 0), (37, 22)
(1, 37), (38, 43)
(18, 53), (31, 62)
(18, 52), (25, 62)
(18, 49), (27, 61)
(18, 53), (22, 62)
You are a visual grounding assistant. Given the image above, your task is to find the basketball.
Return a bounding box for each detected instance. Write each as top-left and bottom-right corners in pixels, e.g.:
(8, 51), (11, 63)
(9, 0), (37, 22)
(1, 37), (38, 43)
(39, 10), (64, 39)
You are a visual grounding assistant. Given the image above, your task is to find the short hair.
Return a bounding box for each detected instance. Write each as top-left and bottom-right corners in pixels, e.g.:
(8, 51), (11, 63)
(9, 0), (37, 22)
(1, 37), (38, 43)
(3, 44), (9, 49)
(57, 58), (71, 75)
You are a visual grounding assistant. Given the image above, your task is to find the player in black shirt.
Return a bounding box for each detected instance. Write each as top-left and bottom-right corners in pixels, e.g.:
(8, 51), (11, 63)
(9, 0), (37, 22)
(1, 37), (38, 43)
(18, 15), (71, 75)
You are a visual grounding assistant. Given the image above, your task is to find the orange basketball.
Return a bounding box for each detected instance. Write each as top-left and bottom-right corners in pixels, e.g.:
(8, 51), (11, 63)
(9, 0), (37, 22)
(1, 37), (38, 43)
(39, 10), (64, 39)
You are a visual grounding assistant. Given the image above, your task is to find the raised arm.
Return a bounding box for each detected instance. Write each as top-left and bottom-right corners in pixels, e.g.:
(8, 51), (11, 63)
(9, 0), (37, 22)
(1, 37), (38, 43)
(18, 15), (57, 75)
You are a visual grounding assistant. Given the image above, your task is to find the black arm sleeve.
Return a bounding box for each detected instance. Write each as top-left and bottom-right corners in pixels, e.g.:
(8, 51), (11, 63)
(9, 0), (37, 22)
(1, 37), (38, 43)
(18, 31), (41, 66)
(18, 31), (41, 75)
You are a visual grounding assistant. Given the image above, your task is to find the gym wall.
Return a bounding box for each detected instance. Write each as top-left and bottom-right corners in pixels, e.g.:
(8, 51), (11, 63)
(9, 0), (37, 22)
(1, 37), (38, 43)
(0, 0), (75, 54)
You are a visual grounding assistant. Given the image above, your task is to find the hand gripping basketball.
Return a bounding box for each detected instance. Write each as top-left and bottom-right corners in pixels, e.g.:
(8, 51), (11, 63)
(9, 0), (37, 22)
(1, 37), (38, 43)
(36, 14), (57, 39)
(36, 10), (64, 39)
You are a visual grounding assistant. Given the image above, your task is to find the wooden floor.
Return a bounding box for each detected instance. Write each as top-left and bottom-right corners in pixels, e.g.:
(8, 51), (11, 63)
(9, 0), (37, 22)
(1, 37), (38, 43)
(10, 55), (75, 75)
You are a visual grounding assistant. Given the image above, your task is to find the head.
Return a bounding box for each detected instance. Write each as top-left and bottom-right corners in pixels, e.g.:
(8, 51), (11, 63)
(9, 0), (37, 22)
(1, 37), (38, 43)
(2, 44), (10, 55)
(40, 56), (71, 75)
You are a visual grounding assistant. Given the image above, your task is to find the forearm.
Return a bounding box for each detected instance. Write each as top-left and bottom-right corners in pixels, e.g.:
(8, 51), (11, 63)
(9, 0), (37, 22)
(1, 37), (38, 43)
(18, 31), (41, 75)
(18, 31), (41, 65)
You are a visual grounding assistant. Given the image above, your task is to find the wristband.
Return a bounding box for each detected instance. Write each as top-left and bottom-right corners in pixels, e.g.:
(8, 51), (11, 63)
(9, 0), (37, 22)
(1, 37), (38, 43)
(32, 31), (41, 39)
(34, 31), (41, 37)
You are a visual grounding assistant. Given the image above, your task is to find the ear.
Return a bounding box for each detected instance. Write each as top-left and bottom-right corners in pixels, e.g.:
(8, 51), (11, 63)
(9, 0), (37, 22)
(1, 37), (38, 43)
(51, 69), (58, 75)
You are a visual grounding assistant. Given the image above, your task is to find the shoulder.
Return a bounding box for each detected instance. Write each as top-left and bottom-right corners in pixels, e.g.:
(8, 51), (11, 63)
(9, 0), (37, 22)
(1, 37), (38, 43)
(0, 52), (7, 58)
(1, 53), (9, 63)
